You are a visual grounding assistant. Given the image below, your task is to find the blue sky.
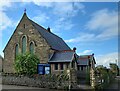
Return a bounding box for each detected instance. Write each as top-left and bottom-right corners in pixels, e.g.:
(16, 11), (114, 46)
(0, 1), (119, 67)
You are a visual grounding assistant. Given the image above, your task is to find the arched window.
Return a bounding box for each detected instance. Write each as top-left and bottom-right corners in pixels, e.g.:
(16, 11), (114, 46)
(22, 36), (26, 54)
(30, 42), (34, 54)
(15, 44), (19, 57)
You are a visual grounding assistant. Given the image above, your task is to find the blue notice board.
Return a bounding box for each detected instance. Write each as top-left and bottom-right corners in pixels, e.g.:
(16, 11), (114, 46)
(38, 64), (50, 75)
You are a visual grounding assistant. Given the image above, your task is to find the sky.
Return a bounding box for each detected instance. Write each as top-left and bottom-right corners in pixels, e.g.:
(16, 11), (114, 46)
(0, 0), (119, 68)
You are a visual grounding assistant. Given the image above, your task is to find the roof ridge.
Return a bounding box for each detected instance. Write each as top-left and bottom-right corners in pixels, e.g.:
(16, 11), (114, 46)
(56, 50), (75, 52)
(79, 55), (92, 56)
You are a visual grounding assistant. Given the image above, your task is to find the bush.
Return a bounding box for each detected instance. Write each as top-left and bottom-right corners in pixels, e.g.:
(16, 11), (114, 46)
(14, 53), (39, 75)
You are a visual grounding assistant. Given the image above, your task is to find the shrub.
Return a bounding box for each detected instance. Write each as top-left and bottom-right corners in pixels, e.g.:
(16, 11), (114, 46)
(14, 53), (39, 75)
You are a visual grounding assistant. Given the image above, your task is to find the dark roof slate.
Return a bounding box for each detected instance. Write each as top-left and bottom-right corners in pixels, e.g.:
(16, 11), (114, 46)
(77, 55), (91, 65)
(77, 58), (89, 65)
(30, 19), (71, 51)
(48, 51), (75, 63)
(77, 55), (96, 65)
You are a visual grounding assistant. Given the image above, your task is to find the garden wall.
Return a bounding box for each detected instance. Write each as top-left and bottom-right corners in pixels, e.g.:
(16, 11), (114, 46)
(2, 73), (75, 90)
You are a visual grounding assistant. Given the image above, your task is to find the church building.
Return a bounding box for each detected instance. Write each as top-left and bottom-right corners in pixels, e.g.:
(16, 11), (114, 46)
(3, 11), (78, 74)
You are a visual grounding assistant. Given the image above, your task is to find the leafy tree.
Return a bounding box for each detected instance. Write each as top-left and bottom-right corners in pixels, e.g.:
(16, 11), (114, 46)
(95, 65), (110, 88)
(110, 63), (119, 76)
(14, 53), (39, 75)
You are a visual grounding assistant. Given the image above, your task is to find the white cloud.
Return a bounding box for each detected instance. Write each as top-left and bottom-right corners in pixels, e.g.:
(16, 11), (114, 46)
(65, 9), (118, 43)
(22, 0), (118, 3)
(65, 33), (95, 43)
(86, 9), (117, 30)
(96, 52), (119, 68)
(52, 18), (74, 33)
(30, 1), (53, 7)
(21, 0), (85, 3)
(0, 11), (12, 31)
(0, 1), (13, 50)
(83, 50), (92, 54)
(0, 1), (18, 58)
(22, 1), (85, 17)
(21, 2), (85, 33)
(85, 9), (118, 38)
(52, 2), (85, 18)
(0, 0), (12, 11)
(77, 49), (93, 55)
(0, 1), (13, 31)
(32, 13), (50, 24)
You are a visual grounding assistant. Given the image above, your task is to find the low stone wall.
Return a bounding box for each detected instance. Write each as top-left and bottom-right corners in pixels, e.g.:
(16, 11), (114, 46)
(2, 74), (69, 89)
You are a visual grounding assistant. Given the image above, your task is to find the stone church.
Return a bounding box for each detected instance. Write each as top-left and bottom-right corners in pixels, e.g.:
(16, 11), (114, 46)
(3, 11), (78, 74)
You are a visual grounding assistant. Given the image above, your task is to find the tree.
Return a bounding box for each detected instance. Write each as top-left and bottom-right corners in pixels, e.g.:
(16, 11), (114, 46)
(14, 53), (39, 75)
(110, 63), (119, 76)
(95, 65), (110, 88)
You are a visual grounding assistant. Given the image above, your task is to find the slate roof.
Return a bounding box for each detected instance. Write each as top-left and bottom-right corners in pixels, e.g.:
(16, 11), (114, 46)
(77, 55), (92, 66)
(77, 58), (89, 65)
(77, 55), (96, 65)
(29, 19), (71, 51)
(3, 13), (71, 52)
(48, 51), (75, 63)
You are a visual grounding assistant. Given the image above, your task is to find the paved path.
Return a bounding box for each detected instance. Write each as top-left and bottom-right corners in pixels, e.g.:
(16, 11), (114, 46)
(78, 84), (93, 90)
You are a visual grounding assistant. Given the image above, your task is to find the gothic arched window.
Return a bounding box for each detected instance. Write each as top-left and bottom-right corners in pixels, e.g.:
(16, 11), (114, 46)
(30, 42), (34, 54)
(15, 44), (19, 57)
(22, 36), (26, 54)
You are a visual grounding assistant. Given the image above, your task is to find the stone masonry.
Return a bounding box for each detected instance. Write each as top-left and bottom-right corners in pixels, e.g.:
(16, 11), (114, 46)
(3, 13), (54, 73)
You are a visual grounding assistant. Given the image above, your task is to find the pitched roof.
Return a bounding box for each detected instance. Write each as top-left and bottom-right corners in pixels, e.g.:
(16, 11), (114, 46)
(77, 58), (89, 65)
(29, 19), (71, 51)
(3, 12), (71, 52)
(48, 51), (75, 63)
(77, 55), (95, 65)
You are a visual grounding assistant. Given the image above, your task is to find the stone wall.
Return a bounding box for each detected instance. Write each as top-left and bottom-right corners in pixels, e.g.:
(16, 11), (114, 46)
(90, 68), (96, 88)
(2, 74), (70, 90)
(50, 61), (77, 75)
(50, 63), (70, 74)
(0, 56), (3, 72)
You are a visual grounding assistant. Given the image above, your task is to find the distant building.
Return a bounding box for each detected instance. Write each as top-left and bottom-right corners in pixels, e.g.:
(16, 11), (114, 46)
(77, 54), (96, 84)
(77, 54), (96, 71)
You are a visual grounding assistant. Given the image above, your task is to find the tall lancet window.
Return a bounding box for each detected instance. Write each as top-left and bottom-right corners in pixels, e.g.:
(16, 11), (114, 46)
(22, 36), (26, 54)
(15, 44), (19, 58)
(30, 42), (34, 54)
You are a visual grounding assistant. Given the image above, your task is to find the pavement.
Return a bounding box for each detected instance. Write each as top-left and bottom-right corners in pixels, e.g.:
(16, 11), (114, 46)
(77, 84), (93, 90)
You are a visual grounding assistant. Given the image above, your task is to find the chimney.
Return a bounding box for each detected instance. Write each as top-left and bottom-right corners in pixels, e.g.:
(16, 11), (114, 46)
(47, 27), (51, 32)
(73, 47), (76, 52)
(92, 53), (94, 56)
